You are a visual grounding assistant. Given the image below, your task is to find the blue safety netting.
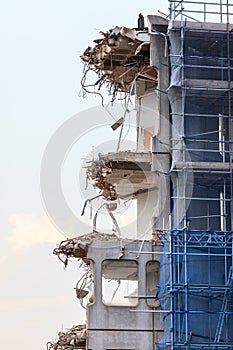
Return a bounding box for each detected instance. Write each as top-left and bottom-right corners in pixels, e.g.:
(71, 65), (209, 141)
(156, 230), (233, 350)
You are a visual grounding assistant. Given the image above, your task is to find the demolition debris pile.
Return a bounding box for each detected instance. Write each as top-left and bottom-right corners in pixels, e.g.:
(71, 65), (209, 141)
(53, 232), (120, 266)
(46, 325), (86, 350)
(80, 26), (157, 102)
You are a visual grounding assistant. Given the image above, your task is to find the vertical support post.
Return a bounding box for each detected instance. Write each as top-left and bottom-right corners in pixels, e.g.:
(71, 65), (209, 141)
(230, 158), (233, 231)
(220, 190), (227, 232)
(219, 114), (225, 161)
(169, 231), (174, 350)
(184, 229), (188, 345)
(181, 25), (187, 229)
(220, 0), (223, 23)
(226, 0), (233, 231)
(169, 0), (174, 20)
(204, 3), (206, 22)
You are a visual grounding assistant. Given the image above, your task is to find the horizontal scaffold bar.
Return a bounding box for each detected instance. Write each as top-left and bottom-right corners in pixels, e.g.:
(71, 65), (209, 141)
(171, 113), (232, 118)
(171, 196), (231, 201)
(174, 161), (232, 170)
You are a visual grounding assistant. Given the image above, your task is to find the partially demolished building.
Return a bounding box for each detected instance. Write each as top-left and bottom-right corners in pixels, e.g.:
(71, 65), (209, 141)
(48, 1), (233, 349)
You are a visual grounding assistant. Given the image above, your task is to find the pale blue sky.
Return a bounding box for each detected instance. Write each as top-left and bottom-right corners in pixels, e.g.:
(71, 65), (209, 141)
(0, 1), (168, 349)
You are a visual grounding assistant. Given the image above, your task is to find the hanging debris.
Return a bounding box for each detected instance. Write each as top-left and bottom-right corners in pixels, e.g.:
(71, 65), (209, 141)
(53, 232), (120, 267)
(85, 157), (117, 201)
(46, 324), (86, 350)
(85, 151), (157, 200)
(75, 265), (95, 309)
(80, 26), (158, 102)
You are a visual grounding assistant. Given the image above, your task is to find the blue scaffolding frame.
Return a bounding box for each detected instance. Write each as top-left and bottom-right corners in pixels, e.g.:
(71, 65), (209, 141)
(157, 230), (233, 349)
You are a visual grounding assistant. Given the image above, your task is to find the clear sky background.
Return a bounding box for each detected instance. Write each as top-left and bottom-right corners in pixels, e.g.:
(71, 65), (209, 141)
(0, 1), (168, 349)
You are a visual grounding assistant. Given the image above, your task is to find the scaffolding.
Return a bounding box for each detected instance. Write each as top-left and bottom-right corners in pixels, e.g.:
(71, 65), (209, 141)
(157, 229), (233, 349)
(169, 0), (233, 23)
(168, 0), (233, 231)
(155, 1), (233, 349)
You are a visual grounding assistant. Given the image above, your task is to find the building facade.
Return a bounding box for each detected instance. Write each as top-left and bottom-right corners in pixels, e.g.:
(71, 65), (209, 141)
(48, 1), (233, 349)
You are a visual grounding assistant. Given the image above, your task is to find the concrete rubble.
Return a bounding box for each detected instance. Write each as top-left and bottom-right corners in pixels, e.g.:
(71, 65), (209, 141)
(53, 232), (120, 266)
(85, 151), (156, 200)
(80, 26), (157, 101)
(46, 325), (86, 350)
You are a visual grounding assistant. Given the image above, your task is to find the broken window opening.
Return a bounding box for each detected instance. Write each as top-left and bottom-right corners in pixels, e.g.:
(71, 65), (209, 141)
(102, 259), (139, 306)
(146, 260), (160, 308)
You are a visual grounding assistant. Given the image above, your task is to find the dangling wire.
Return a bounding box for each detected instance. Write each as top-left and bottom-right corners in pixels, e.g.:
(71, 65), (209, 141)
(92, 202), (121, 237)
(116, 75), (138, 152)
(81, 194), (102, 219)
(136, 97), (142, 152)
